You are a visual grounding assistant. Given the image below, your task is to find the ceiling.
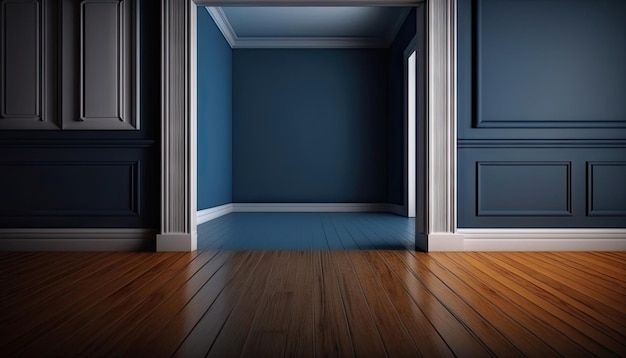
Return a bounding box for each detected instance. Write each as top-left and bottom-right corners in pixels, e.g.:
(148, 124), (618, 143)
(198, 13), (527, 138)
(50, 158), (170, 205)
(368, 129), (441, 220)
(205, 6), (412, 48)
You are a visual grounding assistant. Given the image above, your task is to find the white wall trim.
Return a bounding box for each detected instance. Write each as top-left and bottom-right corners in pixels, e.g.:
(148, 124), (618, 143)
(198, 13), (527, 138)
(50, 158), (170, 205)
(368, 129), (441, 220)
(205, 6), (237, 47)
(197, 203), (235, 224)
(427, 229), (626, 251)
(205, 6), (399, 48)
(159, 0), (197, 252)
(231, 203), (390, 212)
(0, 229), (156, 251)
(197, 203), (409, 225)
(421, 0), (457, 250)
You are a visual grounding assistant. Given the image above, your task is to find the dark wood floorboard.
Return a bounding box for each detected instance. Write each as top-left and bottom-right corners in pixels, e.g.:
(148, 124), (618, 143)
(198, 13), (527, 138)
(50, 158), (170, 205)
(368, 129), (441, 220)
(0, 251), (625, 357)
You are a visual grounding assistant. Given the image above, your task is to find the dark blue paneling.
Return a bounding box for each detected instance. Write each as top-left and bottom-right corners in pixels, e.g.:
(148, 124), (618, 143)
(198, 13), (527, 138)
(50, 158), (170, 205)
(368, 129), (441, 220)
(458, 147), (626, 228)
(232, 49), (388, 203)
(475, 0), (626, 128)
(457, 0), (626, 140)
(387, 9), (416, 206)
(0, 0), (160, 229)
(458, 0), (626, 228)
(197, 8), (232, 210)
(587, 162), (626, 216)
(477, 162), (571, 216)
(0, 143), (156, 228)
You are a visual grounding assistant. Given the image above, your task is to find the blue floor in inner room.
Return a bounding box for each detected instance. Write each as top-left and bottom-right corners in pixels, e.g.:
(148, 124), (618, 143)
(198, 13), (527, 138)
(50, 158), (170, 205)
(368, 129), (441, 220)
(197, 212), (415, 250)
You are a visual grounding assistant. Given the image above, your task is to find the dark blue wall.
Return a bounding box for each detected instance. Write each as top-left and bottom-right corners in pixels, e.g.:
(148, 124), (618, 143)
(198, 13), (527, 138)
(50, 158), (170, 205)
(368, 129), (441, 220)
(457, 0), (626, 228)
(0, 0), (160, 235)
(197, 8), (232, 210)
(232, 49), (389, 203)
(387, 9), (416, 206)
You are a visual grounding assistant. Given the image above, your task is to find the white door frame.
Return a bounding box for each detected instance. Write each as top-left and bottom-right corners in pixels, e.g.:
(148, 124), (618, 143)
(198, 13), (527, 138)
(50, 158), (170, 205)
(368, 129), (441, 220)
(404, 37), (417, 218)
(158, 0), (457, 251)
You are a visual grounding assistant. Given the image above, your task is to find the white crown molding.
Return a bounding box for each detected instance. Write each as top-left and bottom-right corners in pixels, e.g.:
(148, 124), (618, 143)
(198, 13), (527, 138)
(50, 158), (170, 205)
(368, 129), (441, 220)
(205, 6), (396, 48)
(205, 6), (237, 47)
(233, 37), (388, 48)
(0, 229), (156, 251)
(196, 1), (424, 5)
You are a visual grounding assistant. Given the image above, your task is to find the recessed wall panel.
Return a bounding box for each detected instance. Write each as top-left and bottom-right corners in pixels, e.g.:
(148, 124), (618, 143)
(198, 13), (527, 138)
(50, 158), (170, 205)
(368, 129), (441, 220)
(477, 162), (571, 216)
(587, 162), (626, 216)
(1, 0), (39, 118)
(81, 1), (119, 120)
(0, 161), (139, 216)
(474, 0), (626, 128)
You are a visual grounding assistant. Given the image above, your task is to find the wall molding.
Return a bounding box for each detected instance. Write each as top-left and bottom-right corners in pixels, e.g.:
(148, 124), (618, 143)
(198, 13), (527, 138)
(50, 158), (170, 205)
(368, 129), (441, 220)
(197, 203), (410, 225)
(0, 228), (156, 251)
(159, 0), (197, 251)
(458, 139), (626, 149)
(420, 0), (457, 250)
(197, 203), (234, 224)
(205, 6), (410, 49)
(457, 229), (626, 251)
(232, 203), (391, 212)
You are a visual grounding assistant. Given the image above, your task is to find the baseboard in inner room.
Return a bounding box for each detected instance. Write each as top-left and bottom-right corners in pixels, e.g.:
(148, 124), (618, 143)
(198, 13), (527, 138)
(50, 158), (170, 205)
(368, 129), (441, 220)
(197, 203), (234, 225)
(0, 228), (157, 251)
(231, 203), (391, 213)
(196, 203), (410, 225)
(456, 229), (626, 251)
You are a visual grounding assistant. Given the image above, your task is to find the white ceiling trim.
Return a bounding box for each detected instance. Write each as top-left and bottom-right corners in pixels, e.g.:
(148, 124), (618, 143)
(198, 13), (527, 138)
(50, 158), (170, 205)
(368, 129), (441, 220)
(205, 6), (403, 48)
(205, 7), (237, 47)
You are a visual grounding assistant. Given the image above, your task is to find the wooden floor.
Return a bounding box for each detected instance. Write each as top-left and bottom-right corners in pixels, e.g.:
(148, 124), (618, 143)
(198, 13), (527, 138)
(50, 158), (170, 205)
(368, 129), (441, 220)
(1, 251), (624, 357)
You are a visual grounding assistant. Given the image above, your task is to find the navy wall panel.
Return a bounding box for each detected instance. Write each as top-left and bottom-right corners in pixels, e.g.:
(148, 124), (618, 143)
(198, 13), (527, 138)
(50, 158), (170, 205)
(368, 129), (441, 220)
(458, 0), (626, 228)
(0, 0), (160, 229)
(458, 147), (626, 228)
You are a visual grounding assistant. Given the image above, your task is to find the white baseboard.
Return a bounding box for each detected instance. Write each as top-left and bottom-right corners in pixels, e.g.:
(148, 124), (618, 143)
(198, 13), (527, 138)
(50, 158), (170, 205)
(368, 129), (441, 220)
(197, 203), (234, 225)
(156, 233), (197, 252)
(0, 228), (156, 251)
(231, 203), (390, 213)
(456, 229), (626, 251)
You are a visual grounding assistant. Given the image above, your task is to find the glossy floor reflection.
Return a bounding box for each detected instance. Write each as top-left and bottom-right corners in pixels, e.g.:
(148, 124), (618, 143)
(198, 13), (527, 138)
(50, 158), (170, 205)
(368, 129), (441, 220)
(197, 212), (415, 250)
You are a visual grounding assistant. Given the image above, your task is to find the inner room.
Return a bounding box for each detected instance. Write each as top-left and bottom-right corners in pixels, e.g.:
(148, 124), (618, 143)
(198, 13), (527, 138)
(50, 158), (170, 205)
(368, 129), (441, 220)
(196, 5), (421, 250)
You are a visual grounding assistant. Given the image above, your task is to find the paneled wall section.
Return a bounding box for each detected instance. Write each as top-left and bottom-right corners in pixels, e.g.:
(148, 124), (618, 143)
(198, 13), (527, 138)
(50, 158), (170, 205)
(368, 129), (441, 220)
(457, 0), (626, 228)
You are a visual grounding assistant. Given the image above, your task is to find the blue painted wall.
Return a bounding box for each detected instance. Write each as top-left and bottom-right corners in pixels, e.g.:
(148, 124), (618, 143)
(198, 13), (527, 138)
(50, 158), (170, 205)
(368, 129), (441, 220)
(387, 9), (416, 206)
(232, 49), (389, 203)
(197, 8), (232, 210)
(457, 0), (626, 228)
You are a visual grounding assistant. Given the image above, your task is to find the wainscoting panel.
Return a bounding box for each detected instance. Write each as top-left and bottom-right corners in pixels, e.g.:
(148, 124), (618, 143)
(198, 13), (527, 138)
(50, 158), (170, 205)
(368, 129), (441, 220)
(477, 162), (571, 216)
(587, 162), (626, 216)
(458, 147), (626, 228)
(0, 0), (58, 129)
(0, 143), (156, 228)
(0, 161), (139, 216)
(61, 0), (137, 130)
(472, 0), (626, 129)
